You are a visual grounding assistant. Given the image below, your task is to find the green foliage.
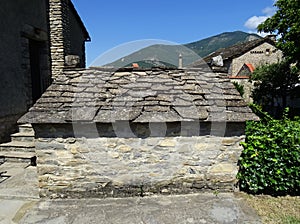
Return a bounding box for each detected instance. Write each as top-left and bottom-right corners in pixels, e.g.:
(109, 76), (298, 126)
(257, 0), (300, 66)
(232, 81), (245, 97)
(237, 106), (300, 196)
(281, 216), (300, 224)
(250, 60), (299, 112)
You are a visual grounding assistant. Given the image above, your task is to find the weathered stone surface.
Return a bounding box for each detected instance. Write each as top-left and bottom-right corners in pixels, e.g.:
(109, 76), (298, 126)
(134, 111), (184, 123)
(222, 138), (239, 146)
(66, 107), (97, 121)
(127, 90), (157, 98)
(208, 163), (236, 174)
(117, 145), (132, 153)
(94, 107), (142, 123)
(35, 135), (245, 198)
(159, 139), (176, 147)
(19, 68), (259, 124)
(173, 107), (208, 120)
(144, 106), (169, 112)
(16, 193), (261, 224)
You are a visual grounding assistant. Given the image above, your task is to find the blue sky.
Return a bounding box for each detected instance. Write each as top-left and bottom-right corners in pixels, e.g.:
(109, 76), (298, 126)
(72, 0), (277, 66)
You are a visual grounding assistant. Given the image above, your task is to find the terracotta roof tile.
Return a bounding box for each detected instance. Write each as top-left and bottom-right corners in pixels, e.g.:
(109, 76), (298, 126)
(245, 63), (255, 72)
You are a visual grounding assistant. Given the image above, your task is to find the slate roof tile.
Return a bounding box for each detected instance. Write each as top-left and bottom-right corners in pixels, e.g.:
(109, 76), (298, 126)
(94, 107), (142, 123)
(19, 68), (259, 124)
(134, 111), (185, 123)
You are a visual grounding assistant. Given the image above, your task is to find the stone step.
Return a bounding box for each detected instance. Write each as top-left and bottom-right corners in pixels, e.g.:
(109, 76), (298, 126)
(0, 141), (35, 153)
(0, 151), (36, 165)
(10, 132), (35, 142)
(18, 124), (34, 134)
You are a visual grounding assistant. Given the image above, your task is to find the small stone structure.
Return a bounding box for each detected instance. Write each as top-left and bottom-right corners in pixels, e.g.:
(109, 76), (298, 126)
(20, 68), (259, 198)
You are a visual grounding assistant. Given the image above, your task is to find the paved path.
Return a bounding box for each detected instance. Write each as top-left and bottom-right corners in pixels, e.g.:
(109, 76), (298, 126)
(0, 162), (261, 224)
(2, 193), (261, 224)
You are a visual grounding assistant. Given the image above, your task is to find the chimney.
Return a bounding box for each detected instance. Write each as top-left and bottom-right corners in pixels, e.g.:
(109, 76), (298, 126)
(48, 0), (69, 78)
(178, 53), (183, 69)
(266, 34), (276, 42)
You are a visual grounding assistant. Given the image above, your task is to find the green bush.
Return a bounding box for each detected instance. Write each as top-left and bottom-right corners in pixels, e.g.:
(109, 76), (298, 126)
(232, 81), (245, 97)
(237, 106), (300, 195)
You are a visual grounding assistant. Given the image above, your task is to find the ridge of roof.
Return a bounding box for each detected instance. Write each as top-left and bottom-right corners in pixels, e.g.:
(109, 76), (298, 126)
(68, 0), (91, 41)
(203, 37), (276, 62)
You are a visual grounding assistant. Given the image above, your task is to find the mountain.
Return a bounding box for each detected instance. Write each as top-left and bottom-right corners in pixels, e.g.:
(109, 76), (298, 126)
(107, 44), (198, 68)
(106, 31), (261, 68)
(185, 31), (261, 57)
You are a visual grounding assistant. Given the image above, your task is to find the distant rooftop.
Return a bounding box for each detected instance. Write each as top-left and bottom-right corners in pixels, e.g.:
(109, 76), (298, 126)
(190, 36), (277, 67)
(208, 37), (275, 60)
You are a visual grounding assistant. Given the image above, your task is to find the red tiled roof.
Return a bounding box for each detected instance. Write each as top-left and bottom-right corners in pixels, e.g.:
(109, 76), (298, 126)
(132, 63), (139, 68)
(245, 63), (255, 72)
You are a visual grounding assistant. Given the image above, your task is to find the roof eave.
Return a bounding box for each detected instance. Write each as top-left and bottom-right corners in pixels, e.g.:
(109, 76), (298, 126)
(68, 0), (91, 42)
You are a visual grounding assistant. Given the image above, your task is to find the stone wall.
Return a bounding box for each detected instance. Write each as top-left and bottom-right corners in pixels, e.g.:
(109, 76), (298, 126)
(49, 0), (88, 77)
(0, 114), (22, 143)
(230, 78), (253, 104)
(0, 0), (50, 142)
(49, 0), (66, 78)
(231, 42), (283, 76)
(35, 132), (245, 198)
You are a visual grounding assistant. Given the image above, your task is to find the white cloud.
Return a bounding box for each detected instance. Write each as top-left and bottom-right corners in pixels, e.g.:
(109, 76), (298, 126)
(244, 4), (277, 32)
(244, 16), (268, 30)
(262, 6), (276, 16)
(256, 31), (270, 37)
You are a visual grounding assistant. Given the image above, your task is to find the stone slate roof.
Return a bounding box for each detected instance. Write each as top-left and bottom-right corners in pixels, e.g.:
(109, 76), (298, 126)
(191, 37), (276, 67)
(19, 68), (259, 124)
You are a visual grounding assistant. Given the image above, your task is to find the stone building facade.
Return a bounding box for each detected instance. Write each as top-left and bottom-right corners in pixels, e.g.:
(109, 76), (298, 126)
(227, 40), (283, 103)
(191, 37), (283, 103)
(201, 36), (283, 77)
(230, 42), (282, 77)
(0, 0), (90, 143)
(19, 68), (259, 198)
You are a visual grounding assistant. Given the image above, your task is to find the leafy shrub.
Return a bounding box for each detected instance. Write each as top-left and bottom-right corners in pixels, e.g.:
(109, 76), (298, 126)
(237, 106), (300, 195)
(232, 81), (245, 97)
(250, 61), (299, 117)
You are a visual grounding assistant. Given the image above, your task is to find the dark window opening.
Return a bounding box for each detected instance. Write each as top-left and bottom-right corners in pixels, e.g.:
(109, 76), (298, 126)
(29, 40), (43, 104)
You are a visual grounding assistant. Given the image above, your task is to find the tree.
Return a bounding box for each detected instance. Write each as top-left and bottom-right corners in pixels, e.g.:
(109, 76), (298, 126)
(250, 60), (299, 116)
(257, 0), (300, 66)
